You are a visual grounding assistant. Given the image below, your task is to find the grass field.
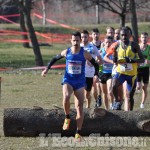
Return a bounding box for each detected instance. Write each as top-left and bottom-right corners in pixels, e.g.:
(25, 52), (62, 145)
(0, 24), (150, 150)
(0, 69), (150, 150)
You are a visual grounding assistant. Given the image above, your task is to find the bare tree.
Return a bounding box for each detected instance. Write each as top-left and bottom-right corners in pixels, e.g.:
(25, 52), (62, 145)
(72, 0), (130, 26)
(72, 0), (150, 26)
(18, 0), (43, 66)
(19, 0), (30, 48)
(95, 0), (130, 27)
(1, 0), (43, 66)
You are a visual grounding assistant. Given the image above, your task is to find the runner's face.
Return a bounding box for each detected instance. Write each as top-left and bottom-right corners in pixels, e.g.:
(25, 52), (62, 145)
(114, 30), (120, 40)
(106, 29), (114, 38)
(140, 34), (148, 44)
(92, 32), (99, 41)
(71, 35), (81, 47)
(120, 30), (130, 43)
(105, 39), (112, 49)
(81, 33), (89, 45)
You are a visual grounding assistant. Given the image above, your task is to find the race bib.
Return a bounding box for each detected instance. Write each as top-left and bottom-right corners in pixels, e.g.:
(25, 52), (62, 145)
(120, 63), (133, 72)
(103, 63), (113, 70)
(68, 61), (82, 74)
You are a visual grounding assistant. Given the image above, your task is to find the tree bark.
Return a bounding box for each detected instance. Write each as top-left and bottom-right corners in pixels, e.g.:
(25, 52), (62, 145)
(120, 14), (126, 27)
(95, 4), (100, 24)
(130, 0), (139, 43)
(3, 107), (150, 137)
(19, 9), (30, 48)
(24, 0), (43, 66)
(42, 0), (46, 25)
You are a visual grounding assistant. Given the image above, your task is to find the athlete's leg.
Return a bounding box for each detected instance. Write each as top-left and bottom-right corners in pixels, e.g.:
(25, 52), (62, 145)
(92, 76), (98, 101)
(141, 83), (148, 105)
(62, 83), (74, 130)
(85, 90), (91, 108)
(125, 75), (137, 111)
(96, 81), (102, 103)
(129, 85), (136, 111)
(107, 78), (114, 109)
(100, 83), (109, 110)
(62, 83), (73, 116)
(111, 73), (124, 110)
(136, 82), (142, 91)
(140, 67), (149, 108)
(136, 69), (142, 92)
(85, 77), (93, 108)
(111, 78), (120, 102)
(74, 87), (85, 131)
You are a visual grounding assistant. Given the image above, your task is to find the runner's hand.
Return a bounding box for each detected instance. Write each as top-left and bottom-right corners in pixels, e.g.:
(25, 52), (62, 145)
(125, 57), (135, 63)
(94, 75), (99, 82)
(41, 68), (48, 77)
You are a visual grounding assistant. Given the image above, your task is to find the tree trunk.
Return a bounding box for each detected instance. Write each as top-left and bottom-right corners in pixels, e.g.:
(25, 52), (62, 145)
(3, 107), (150, 137)
(24, 0), (43, 66)
(120, 14), (126, 27)
(42, 0), (46, 25)
(95, 4), (100, 24)
(130, 0), (139, 43)
(19, 10), (30, 48)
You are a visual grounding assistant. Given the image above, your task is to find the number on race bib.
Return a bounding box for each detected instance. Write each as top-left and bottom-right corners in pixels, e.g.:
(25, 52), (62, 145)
(120, 63), (133, 72)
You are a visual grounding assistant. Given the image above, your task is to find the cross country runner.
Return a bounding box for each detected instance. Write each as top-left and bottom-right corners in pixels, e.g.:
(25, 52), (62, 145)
(41, 31), (99, 141)
(106, 27), (144, 111)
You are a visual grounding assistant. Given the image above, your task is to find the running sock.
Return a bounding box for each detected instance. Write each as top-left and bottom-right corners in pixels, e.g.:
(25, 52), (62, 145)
(76, 130), (81, 134)
(65, 114), (70, 119)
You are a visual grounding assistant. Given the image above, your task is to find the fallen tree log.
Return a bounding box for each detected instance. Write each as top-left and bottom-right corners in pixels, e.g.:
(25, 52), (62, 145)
(3, 107), (150, 137)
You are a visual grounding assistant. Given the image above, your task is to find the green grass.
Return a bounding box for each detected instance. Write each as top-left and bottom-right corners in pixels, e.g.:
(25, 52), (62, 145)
(0, 70), (150, 150)
(0, 43), (68, 68)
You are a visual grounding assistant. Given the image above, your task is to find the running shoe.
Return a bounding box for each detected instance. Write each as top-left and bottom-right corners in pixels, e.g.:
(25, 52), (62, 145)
(112, 101), (122, 110)
(95, 95), (102, 107)
(140, 103), (144, 109)
(75, 133), (81, 142)
(62, 118), (70, 130)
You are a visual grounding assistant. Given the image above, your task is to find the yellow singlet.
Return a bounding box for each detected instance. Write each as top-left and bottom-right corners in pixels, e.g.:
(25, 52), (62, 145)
(117, 42), (138, 76)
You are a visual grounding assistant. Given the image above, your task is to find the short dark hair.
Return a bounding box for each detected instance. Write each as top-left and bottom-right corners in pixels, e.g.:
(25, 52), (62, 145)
(80, 30), (89, 35)
(125, 26), (132, 35)
(72, 31), (81, 39)
(92, 28), (99, 33)
(105, 36), (113, 42)
(141, 32), (148, 36)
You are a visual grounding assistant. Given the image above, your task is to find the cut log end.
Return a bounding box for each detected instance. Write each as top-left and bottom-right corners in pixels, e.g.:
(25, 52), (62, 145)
(138, 120), (150, 132)
(89, 108), (106, 119)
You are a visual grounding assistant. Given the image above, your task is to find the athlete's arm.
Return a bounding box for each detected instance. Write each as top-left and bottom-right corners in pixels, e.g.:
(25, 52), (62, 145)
(41, 49), (67, 77)
(145, 45), (150, 64)
(84, 51), (99, 76)
(129, 42), (144, 63)
(103, 53), (114, 64)
(106, 42), (119, 63)
(106, 42), (118, 55)
(93, 46), (102, 65)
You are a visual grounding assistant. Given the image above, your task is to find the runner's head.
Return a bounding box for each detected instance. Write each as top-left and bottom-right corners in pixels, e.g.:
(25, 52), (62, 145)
(71, 31), (81, 47)
(91, 28), (100, 41)
(125, 26), (134, 41)
(120, 27), (130, 44)
(114, 29), (120, 41)
(104, 36), (113, 49)
(106, 27), (115, 39)
(81, 30), (89, 45)
(140, 32), (148, 44)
